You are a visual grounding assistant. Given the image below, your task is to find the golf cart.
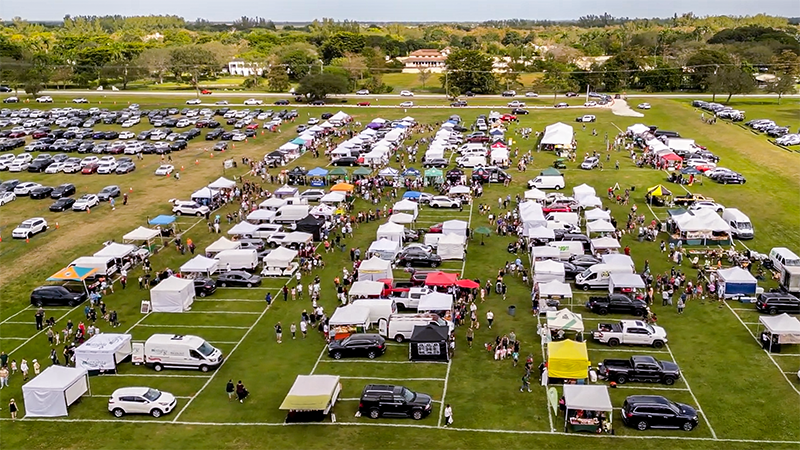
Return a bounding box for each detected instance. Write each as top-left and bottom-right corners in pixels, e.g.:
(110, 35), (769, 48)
(553, 158), (567, 169)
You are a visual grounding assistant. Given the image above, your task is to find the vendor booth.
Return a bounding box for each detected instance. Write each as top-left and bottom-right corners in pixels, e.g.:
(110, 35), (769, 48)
(191, 187), (219, 205)
(357, 256), (393, 282)
(716, 267), (758, 298)
(93, 243), (137, 268)
(591, 237), (621, 254)
(328, 305), (370, 339)
(307, 167), (329, 187)
(348, 280), (385, 299)
(280, 375), (342, 423)
(319, 191), (347, 205)
(547, 339), (590, 381)
(208, 176), (236, 190)
(645, 184), (672, 206)
(601, 254), (635, 270)
(531, 246), (561, 262)
(205, 236), (240, 255)
(376, 222), (404, 243)
(74, 333), (133, 373)
(389, 213), (415, 225)
(262, 246), (299, 277)
(417, 292), (454, 322)
(260, 197), (288, 211)
(409, 324), (451, 362)
(524, 188), (547, 201)
(608, 273), (646, 294)
(282, 231), (314, 248)
(22, 366), (90, 417)
(442, 220), (468, 238)
(424, 271), (458, 288)
(247, 209), (276, 222)
(562, 384), (613, 434)
(227, 221), (259, 237)
(122, 226), (161, 250)
(668, 209), (732, 246)
(437, 233), (466, 260)
(47, 266), (98, 296)
(534, 259), (566, 284)
(540, 122), (575, 151)
(180, 255), (220, 276)
(393, 199), (419, 219)
(586, 219), (615, 236)
(546, 309), (585, 336)
(584, 208), (611, 222)
(296, 215), (326, 241)
(274, 185), (299, 199)
(758, 314), (800, 353)
(572, 184), (596, 200)
(538, 280), (573, 302)
(149, 276), (195, 312)
(368, 238), (401, 261)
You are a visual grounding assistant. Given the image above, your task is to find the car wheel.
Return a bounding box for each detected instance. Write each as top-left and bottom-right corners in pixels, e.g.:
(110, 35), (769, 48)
(608, 338), (620, 347)
(34, 299), (43, 307)
(433, 204), (440, 208)
(150, 408), (163, 418)
(451, 204), (458, 209)
(616, 375), (627, 384)
(769, 308), (778, 315)
(664, 376), (675, 385)
(555, 185), (562, 190)
(199, 365), (209, 373)
(199, 291), (207, 298)
(652, 340), (664, 349)
(68, 300), (77, 307)
(395, 334), (404, 343)
(367, 351), (377, 359)
(405, 262), (412, 268)
(220, 282), (227, 287)
(175, 210), (182, 216)
(412, 410), (423, 420)
(431, 261), (439, 268)
(637, 420), (648, 431)
(682, 421), (695, 431)
(112, 408), (125, 418)
(634, 309), (645, 317)
(580, 284), (589, 291)
(196, 212), (202, 217)
(246, 283), (253, 288)
(598, 308), (608, 315)
(27, 232), (32, 239)
(369, 408), (381, 419)
(153, 363), (163, 372)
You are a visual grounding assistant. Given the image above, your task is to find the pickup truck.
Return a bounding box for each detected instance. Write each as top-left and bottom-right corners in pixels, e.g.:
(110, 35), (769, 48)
(586, 294), (647, 317)
(597, 355), (681, 385)
(575, 114), (596, 123)
(390, 286), (432, 309)
(673, 194), (714, 206)
(593, 320), (668, 348)
(378, 278), (415, 298)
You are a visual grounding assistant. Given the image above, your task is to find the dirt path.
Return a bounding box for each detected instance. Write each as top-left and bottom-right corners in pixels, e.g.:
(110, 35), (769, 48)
(611, 99), (644, 117)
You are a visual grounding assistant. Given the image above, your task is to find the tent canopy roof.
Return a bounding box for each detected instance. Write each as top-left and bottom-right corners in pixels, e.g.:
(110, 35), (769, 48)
(228, 221), (259, 235)
(609, 273), (646, 289)
(208, 176), (236, 189)
(48, 266), (98, 281)
(349, 280), (385, 297)
(424, 271), (459, 287)
(539, 280), (573, 298)
(279, 375), (341, 411)
(410, 324), (448, 342)
(206, 236), (240, 253)
(180, 255), (219, 273)
(563, 384), (613, 411)
(717, 267), (758, 283)
(546, 308), (584, 332)
(359, 256), (392, 272)
(149, 215), (176, 226)
(541, 122), (574, 146)
(123, 226), (159, 242)
(548, 339), (590, 379)
(418, 292), (454, 311)
(150, 276), (193, 293)
(23, 365), (87, 390)
(329, 305), (370, 326)
(307, 167), (329, 177)
(93, 243), (137, 259)
(760, 313), (800, 335)
(264, 246), (298, 267)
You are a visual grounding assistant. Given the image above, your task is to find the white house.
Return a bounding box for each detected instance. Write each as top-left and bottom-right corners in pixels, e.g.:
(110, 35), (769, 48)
(401, 48), (451, 73)
(227, 59), (264, 77)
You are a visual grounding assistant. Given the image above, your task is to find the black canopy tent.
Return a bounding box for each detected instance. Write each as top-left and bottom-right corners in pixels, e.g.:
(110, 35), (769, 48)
(296, 215), (326, 241)
(409, 324), (450, 362)
(287, 166), (308, 185)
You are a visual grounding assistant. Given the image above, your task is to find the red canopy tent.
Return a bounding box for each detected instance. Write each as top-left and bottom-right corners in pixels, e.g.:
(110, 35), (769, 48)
(424, 271), (459, 287)
(659, 152), (682, 162)
(455, 279), (480, 289)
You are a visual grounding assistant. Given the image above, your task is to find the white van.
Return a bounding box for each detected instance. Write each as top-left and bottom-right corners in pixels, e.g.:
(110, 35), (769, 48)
(271, 205), (310, 225)
(250, 223), (283, 239)
(378, 313), (451, 342)
(769, 248), (800, 275)
(575, 264), (634, 290)
(458, 143), (487, 154)
(69, 256), (117, 276)
(548, 241), (585, 260)
(134, 334), (223, 372)
(351, 299), (398, 325)
(214, 249), (258, 270)
(456, 155), (487, 168)
(527, 175), (565, 190)
(722, 208), (753, 239)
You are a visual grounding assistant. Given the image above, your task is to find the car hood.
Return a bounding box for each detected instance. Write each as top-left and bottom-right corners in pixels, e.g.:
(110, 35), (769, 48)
(677, 403), (697, 418)
(660, 361), (680, 373)
(410, 392), (433, 407)
(155, 392), (176, 405)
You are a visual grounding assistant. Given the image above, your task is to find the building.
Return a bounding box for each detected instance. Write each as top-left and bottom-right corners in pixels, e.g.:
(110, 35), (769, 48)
(227, 59), (264, 77)
(401, 48), (450, 73)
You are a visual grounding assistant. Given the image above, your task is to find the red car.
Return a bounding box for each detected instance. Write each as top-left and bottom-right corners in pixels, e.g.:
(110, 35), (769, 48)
(200, 89), (212, 95)
(32, 130), (49, 138)
(501, 114), (517, 122)
(377, 278), (413, 297)
(542, 205), (572, 214)
(9, 131), (26, 138)
(81, 163), (99, 174)
(429, 222), (443, 233)
(357, 101), (370, 106)
(246, 123), (259, 130)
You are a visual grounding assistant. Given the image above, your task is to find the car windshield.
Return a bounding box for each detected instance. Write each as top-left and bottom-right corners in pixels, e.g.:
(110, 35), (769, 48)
(401, 388), (415, 402)
(645, 324), (656, 334)
(580, 268), (592, 278)
(196, 341), (215, 357)
(142, 388), (162, 402)
(18, 223), (31, 228)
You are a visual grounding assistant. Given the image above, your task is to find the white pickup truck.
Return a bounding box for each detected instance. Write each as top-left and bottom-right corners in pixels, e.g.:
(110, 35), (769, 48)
(593, 320), (668, 348)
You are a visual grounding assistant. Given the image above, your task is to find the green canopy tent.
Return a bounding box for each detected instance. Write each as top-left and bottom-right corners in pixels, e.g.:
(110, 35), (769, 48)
(474, 226), (492, 245)
(540, 167), (562, 176)
(352, 167), (372, 180)
(328, 167), (349, 183)
(424, 168), (443, 186)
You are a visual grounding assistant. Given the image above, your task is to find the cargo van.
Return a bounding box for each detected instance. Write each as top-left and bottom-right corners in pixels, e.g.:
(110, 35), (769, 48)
(769, 248), (800, 276)
(284, 197), (309, 206)
(548, 241), (585, 260)
(351, 299), (398, 325)
(133, 334), (223, 372)
(781, 266), (800, 294)
(378, 313), (451, 342)
(721, 208), (753, 239)
(214, 249), (258, 270)
(575, 264), (634, 290)
(271, 205), (310, 225)
(69, 256), (117, 276)
(528, 175), (565, 190)
(458, 143), (487, 154)
(456, 155), (487, 168)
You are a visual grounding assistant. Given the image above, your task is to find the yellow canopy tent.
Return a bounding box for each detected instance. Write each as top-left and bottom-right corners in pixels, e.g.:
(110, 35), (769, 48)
(330, 182), (354, 192)
(647, 184), (671, 197)
(548, 339), (590, 379)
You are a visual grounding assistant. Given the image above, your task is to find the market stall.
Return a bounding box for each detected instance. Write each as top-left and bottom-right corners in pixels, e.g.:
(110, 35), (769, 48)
(205, 236), (241, 255)
(74, 333), (132, 373)
(591, 237), (621, 254)
(348, 280), (385, 299)
(357, 256), (393, 282)
(280, 375), (342, 423)
(93, 243), (138, 271)
(296, 215), (326, 241)
(122, 226), (161, 251)
(392, 199), (419, 219)
(262, 246), (299, 277)
(758, 314), (800, 353)
(601, 254), (635, 270)
(547, 339), (590, 381)
(437, 233), (466, 260)
(608, 273), (646, 294)
(546, 309), (585, 336)
(247, 209), (276, 222)
(389, 213), (415, 225)
(424, 271), (458, 288)
(227, 221), (259, 237)
(368, 238), (401, 261)
(328, 305), (370, 339)
(562, 384), (613, 433)
(442, 220), (468, 238)
(180, 255), (220, 276)
(149, 276), (195, 312)
(409, 324), (451, 362)
(586, 219), (615, 237)
(417, 292), (454, 322)
(376, 222), (404, 243)
(274, 184), (299, 198)
(540, 122), (575, 151)
(668, 209), (732, 246)
(534, 259), (566, 284)
(716, 267), (758, 298)
(22, 366), (90, 417)
(524, 188), (547, 202)
(208, 176), (236, 190)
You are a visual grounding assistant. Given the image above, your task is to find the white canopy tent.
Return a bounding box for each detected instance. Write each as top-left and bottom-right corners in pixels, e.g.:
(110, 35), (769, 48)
(205, 236), (240, 255)
(247, 209), (276, 222)
(208, 177), (236, 189)
(521, 202), (547, 233)
(524, 188), (547, 201)
(540, 122), (574, 147)
(282, 231), (313, 246)
(538, 280), (573, 299)
(378, 167), (400, 177)
(442, 220), (468, 238)
(227, 221), (259, 237)
(150, 276), (195, 312)
(122, 226), (159, 242)
(260, 197), (288, 210)
(534, 259), (566, 283)
(264, 246), (298, 268)
(310, 204), (336, 217)
(585, 208), (611, 222)
(418, 292), (454, 313)
(93, 243), (137, 259)
(348, 280), (385, 298)
(191, 187), (218, 201)
(667, 138), (698, 154)
(563, 385), (613, 423)
(437, 233), (466, 260)
(74, 333), (132, 371)
(320, 192), (347, 204)
(578, 196), (603, 209)
(448, 185), (471, 195)
(572, 184), (596, 200)
(490, 148), (509, 164)
(592, 237), (621, 252)
(424, 233), (443, 247)
(393, 199), (419, 219)
(627, 123), (650, 136)
(586, 219), (615, 235)
(531, 245), (561, 261)
(759, 314), (800, 346)
(527, 226), (556, 240)
(358, 256), (393, 281)
(22, 366), (90, 417)
(717, 267), (758, 298)
(608, 273), (646, 293)
(329, 305), (370, 328)
(601, 254), (635, 270)
(180, 255), (220, 275)
(547, 308), (584, 332)
(368, 238), (401, 260)
(548, 212), (580, 227)
(377, 222), (405, 242)
(672, 209), (731, 236)
(389, 213), (415, 225)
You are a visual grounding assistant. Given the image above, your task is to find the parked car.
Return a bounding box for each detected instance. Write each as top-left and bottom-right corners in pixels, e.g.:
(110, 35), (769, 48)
(358, 384), (433, 420)
(154, 165), (174, 176)
(422, 158), (448, 168)
(688, 201), (724, 213)
(621, 395), (698, 431)
(172, 200), (210, 216)
(193, 277), (217, 298)
(327, 334), (386, 359)
(525, 92), (539, 97)
(216, 271), (262, 288)
(356, 89), (370, 95)
(598, 355), (682, 385)
(755, 292), (800, 315)
(586, 294), (648, 317)
(396, 247), (441, 268)
(72, 194), (100, 211)
(357, 101), (371, 106)
(14, 182), (41, 196)
(97, 185), (121, 201)
(30, 285), (86, 307)
(554, 102), (569, 108)
(638, 103), (651, 109)
(29, 186), (55, 199)
(0, 191), (16, 205)
(108, 387), (177, 418)
(429, 196), (461, 209)
(300, 189), (326, 202)
(12, 217), (48, 239)
(399, 90), (414, 97)
(400, 101), (414, 108)
(49, 197), (76, 212)
(116, 161), (136, 174)
(580, 157), (599, 170)
(714, 172), (746, 184)
(332, 156), (358, 166)
(593, 320), (668, 348)
(576, 115), (596, 123)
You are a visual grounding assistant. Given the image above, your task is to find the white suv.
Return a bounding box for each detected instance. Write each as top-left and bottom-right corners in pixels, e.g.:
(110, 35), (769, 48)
(172, 200), (210, 216)
(429, 196), (461, 209)
(108, 387), (177, 418)
(12, 217), (48, 239)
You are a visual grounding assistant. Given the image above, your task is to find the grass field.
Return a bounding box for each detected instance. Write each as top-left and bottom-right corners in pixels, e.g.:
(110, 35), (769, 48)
(0, 96), (799, 449)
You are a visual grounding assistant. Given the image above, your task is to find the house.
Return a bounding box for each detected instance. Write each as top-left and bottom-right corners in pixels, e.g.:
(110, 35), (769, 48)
(401, 48), (451, 73)
(227, 59), (264, 77)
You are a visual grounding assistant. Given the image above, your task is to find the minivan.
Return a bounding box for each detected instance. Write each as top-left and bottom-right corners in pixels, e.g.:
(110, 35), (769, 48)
(527, 175), (565, 190)
(722, 208), (753, 239)
(768, 248), (800, 275)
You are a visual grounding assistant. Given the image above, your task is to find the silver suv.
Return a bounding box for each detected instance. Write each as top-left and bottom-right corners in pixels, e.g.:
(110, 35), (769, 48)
(172, 200), (210, 216)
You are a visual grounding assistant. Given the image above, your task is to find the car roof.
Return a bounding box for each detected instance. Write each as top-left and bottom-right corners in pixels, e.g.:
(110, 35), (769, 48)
(626, 395), (670, 405)
(112, 387), (153, 396)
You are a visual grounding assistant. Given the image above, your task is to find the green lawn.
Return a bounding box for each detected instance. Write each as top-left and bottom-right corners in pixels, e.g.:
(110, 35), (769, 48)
(1, 97), (799, 449)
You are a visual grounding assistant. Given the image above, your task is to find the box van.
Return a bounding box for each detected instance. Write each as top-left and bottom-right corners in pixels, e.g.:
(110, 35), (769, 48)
(134, 334), (223, 372)
(378, 313), (451, 342)
(456, 155), (487, 168)
(458, 143), (486, 154)
(390, 287), (431, 309)
(351, 299), (398, 325)
(769, 248), (800, 275)
(575, 264), (634, 290)
(69, 256), (117, 276)
(271, 205), (310, 225)
(722, 208), (753, 239)
(528, 175), (565, 190)
(214, 249), (258, 270)
(548, 241), (585, 260)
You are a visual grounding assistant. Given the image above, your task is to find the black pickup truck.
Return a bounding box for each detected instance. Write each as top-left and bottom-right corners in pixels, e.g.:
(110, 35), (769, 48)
(586, 294), (647, 316)
(597, 355), (681, 385)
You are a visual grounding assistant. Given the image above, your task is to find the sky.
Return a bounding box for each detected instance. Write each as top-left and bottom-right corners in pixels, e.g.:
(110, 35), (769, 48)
(2, 0), (797, 22)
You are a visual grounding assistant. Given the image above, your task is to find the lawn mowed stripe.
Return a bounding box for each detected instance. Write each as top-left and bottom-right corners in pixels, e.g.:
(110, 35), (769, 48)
(140, 311), (259, 328)
(125, 326), (247, 344)
(87, 374), (210, 399)
(190, 299), (269, 313)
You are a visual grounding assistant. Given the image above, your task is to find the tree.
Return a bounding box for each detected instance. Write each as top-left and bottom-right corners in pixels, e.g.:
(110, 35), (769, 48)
(541, 60), (578, 103)
(169, 46), (220, 89)
(296, 72), (349, 100)
(330, 52), (367, 90)
(766, 75), (797, 102)
(135, 48), (171, 84)
(266, 65), (290, 92)
(686, 49), (731, 90)
(771, 50), (800, 76)
(417, 68), (432, 88)
(442, 49), (498, 95)
(320, 32), (366, 62)
(706, 66), (756, 102)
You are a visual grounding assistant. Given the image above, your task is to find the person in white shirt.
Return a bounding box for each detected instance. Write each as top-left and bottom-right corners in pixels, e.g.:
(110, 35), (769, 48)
(299, 320), (308, 339)
(486, 310), (494, 329)
(443, 404), (453, 426)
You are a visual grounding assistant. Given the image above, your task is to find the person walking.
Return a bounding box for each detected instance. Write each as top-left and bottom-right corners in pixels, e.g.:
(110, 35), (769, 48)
(226, 379), (235, 401)
(236, 381), (248, 403)
(486, 310), (494, 329)
(282, 286), (289, 302)
(0, 366), (8, 388)
(32, 359), (40, 375)
(9, 399), (17, 420)
(443, 404), (453, 426)
(264, 292), (272, 305)
(274, 322), (283, 343)
(290, 323), (297, 340)
(300, 320), (308, 339)
(20, 359), (29, 381)
(677, 297), (685, 314)
(520, 372), (532, 392)
(466, 327), (474, 348)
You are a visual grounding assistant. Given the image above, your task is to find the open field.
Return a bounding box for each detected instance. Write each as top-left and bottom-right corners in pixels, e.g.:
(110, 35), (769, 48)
(1, 96), (799, 449)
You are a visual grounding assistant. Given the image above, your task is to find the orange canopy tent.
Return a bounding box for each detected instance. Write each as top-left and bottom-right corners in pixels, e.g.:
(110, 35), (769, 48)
(330, 182), (354, 192)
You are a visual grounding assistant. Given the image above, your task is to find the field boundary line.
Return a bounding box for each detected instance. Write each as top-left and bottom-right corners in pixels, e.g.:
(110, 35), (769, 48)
(437, 359), (453, 427)
(181, 311), (261, 315)
(193, 299), (265, 302)
(588, 348), (669, 354)
(0, 306), (32, 325)
(317, 359), (447, 365)
(665, 344), (717, 439)
(309, 346), (327, 375)
(104, 374), (211, 378)
(124, 312), (151, 334)
(135, 324), (250, 330)
(335, 376), (445, 382)
(8, 303), (84, 355)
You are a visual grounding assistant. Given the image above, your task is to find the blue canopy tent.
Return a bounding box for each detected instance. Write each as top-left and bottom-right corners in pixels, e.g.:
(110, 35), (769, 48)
(149, 215), (176, 226)
(402, 168), (421, 177)
(403, 191), (421, 200)
(307, 167), (329, 187)
(291, 137), (307, 146)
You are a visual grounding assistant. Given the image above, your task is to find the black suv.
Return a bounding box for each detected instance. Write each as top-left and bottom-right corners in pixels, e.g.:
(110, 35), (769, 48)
(30, 285), (88, 307)
(756, 292), (800, 315)
(358, 384), (433, 420)
(396, 248), (441, 268)
(193, 277), (217, 298)
(621, 395), (699, 431)
(328, 334), (386, 360)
